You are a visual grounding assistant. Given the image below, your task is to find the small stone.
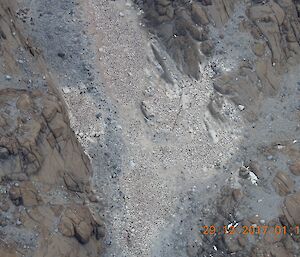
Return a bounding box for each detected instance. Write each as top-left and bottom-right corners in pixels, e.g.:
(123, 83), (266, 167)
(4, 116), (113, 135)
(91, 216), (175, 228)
(16, 219), (22, 226)
(238, 105), (245, 111)
(5, 75), (11, 80)
(119, 12), (125, 17)
(88, 194), (98, 203)
(57, 52), (66, 59)
(62, 87), (71, 94)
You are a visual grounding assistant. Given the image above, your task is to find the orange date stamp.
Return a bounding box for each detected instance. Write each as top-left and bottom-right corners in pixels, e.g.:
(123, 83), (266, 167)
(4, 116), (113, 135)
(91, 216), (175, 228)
(200, 225), (300, 236)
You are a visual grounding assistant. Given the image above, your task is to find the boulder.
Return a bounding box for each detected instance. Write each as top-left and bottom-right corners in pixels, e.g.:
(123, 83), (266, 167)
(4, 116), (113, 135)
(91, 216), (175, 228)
(59, 205), (102, 244)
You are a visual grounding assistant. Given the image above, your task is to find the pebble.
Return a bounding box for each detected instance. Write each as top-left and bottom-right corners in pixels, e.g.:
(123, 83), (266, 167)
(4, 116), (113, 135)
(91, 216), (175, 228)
(5, 75), (12, 80)
(119, 12), (125, 17)
(62, 87), (71, 94)
(16, 219), (22, 226)
(238, 104), (245, 111)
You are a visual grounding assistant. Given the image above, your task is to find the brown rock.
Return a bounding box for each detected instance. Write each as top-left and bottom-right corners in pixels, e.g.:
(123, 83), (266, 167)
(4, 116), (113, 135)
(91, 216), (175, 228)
(248, 3), (286, 65)
(9, 186), (22, 205)
(191, 3), (209, 25)
(16, 94), (32, 110)
(252, 42), (265, 57)
(247, 161), (262, 178)
(59, 205), (98, 244)
(74, 221), (93, 244)
(42, 98), (61, 122)
(59, 216), (75, 237)
(95, 225), (105, 239)
(200, 40), (214, 56)
(272, 171), (294, 196)
(232, 188), (243, 202)
(289, 161), (300, 176)
(283, 191), (300, 226)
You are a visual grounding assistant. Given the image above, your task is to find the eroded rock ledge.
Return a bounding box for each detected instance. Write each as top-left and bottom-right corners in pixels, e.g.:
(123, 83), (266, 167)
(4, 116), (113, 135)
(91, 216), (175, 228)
(0, 1), (105, 256)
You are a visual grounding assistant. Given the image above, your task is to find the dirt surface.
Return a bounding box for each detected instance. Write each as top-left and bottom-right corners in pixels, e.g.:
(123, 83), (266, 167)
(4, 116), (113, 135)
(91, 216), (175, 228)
(2, 0), (300, 256)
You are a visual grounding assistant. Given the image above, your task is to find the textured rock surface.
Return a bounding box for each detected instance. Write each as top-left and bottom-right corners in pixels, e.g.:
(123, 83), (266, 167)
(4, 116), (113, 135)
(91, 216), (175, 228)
(0, 0), (104, 256)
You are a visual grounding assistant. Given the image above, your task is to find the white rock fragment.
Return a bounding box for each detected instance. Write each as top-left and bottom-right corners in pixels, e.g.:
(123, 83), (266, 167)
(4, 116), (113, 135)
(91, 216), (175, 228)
(238, 104), (245, 111)
(277, 144), (285, 150)
(249, 171), (258, 185)
(119, 12), (125, 17)
(62, 87), (71, 94)
(5, 75), (11, 80)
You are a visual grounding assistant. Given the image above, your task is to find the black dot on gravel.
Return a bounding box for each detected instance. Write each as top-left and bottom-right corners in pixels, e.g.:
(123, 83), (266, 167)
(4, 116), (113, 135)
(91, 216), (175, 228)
(57, 52), (66, 59)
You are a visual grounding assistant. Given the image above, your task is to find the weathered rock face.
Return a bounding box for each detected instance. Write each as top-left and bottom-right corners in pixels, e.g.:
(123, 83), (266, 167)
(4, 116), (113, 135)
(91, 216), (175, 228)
(0, 0), (105, 256)
(135, 0), (239, 79)
(0, 89), (91, 189)
(138, 0), (300, 121)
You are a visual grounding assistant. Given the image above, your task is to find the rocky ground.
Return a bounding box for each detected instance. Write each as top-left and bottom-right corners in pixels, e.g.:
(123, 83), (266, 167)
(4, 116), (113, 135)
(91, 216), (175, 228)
(1, 0), (300, 256)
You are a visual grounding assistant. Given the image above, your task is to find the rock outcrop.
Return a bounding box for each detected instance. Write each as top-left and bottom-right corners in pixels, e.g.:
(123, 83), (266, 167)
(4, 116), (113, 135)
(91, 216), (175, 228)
(0, 0), (105, 256)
